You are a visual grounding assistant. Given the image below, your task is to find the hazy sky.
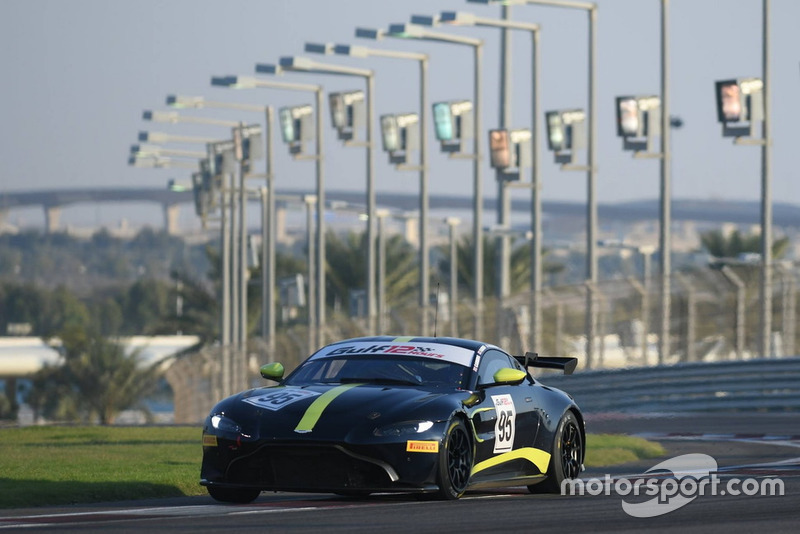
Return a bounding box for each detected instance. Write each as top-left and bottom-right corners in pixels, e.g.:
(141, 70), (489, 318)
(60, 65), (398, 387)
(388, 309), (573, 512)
(2, 0), (799, 213)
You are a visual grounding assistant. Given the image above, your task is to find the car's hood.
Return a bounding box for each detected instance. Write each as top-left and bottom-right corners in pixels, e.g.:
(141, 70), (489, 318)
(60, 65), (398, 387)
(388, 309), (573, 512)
(218, 383), (465, 441)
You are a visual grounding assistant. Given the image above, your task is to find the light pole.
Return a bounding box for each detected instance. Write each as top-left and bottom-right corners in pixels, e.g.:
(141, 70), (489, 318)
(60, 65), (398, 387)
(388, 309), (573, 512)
(128, 154), (200, 169)
(139, 118), (237, 353)
(137, 131), (218, 145)
(761, 0), (773, 358)
(477, 0), (598, 366)
(167, 95), (268, 387)
(376, 208), (391, 334)
(130, 144), (206, 160)
(303, 194), (317, 351)
(386, 22), (485, 339)
(445, 217), (462, 337)
(142, 110), (243, 128)
(261, 57), (378, 335)
(712, 1), (772, 358)
(424, 10), (543, 353)
(211, 75), (324, 353)
(132, 133), (232, 395)
(310, 37), (433, 337)
(136, 125), (237, 393)
(659, 0), (672, 366)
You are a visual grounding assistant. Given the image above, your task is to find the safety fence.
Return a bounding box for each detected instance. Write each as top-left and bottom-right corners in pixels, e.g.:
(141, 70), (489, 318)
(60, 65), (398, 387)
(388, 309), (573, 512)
(537, 357), (800, 413)
(169, 262), (799, 423)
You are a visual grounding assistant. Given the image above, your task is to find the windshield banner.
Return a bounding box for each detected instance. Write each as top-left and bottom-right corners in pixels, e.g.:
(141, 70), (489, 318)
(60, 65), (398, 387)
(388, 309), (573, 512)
(311, 341), (476, 368)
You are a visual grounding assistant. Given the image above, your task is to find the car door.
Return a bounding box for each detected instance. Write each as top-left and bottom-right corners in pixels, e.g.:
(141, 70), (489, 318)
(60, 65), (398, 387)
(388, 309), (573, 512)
(468, 350), (542, 479)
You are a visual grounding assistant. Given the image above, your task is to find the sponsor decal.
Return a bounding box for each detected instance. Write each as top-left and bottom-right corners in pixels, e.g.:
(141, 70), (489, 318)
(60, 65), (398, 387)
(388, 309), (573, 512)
(407, 440), (439, 453)
(491, 394), (516, 453)
(202, 434), (217, 447)
(472, 354), (481, 372)
(472, 447), (551, 476)
(328, 344), (447, 357)
(312, 341), (475, 367)
(242, 388), (321, 411)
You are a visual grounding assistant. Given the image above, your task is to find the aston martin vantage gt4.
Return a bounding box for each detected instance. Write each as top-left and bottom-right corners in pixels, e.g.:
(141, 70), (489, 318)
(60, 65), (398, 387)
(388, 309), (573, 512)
(201, 336), (584, 502)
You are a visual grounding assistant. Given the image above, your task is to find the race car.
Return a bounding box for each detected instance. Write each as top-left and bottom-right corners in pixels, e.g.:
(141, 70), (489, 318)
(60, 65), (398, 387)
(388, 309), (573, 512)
(200, 336), (584, 502)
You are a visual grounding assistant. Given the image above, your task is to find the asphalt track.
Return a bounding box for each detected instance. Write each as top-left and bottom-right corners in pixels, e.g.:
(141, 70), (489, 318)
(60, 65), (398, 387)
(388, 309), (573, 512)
(2, 413), (798, 533)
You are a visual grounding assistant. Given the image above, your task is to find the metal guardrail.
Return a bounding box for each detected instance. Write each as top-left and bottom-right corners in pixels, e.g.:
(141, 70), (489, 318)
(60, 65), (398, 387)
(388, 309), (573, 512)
(537, 357), (800, 413)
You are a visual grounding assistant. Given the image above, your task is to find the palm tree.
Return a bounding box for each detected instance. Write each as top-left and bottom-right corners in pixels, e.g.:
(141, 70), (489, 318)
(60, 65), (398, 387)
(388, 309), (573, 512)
(324, 230), (417, 310)
(439, 235), (565, 297)
(701, 229), (789, 260)
(30, 324), (160, 424)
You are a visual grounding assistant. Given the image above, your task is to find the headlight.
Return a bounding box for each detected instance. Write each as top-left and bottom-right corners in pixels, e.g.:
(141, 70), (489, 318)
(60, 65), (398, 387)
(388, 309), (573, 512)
(210, 414), (241, 434)
(374, 420), (434, 437)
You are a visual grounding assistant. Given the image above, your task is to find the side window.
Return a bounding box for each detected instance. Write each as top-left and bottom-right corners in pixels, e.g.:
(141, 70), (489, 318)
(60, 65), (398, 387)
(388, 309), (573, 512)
(476, 350), (516, 386)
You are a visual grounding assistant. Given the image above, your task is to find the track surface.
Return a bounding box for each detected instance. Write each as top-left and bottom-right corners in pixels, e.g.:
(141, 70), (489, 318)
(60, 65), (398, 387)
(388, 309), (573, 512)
(2, 413), (798, 533)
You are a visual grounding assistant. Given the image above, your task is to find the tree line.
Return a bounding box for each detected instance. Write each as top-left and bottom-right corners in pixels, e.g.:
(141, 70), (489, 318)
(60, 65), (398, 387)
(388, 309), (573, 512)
(1, 225), (786, 423)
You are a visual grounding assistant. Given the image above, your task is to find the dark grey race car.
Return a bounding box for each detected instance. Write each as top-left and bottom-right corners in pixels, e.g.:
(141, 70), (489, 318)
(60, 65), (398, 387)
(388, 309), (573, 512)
(201, 336), (584, 502)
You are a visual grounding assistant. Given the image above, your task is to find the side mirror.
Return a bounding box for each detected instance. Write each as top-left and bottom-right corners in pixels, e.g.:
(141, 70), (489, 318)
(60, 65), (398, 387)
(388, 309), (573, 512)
(491, 368), (527, 386)
(260, 362), (285, 381)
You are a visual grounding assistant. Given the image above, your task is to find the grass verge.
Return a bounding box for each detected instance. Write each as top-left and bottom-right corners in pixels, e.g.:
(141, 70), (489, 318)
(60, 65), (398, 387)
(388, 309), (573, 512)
(585, 433), (666, 467)
(0, 426), (665, 509)
(0, 426), (205, 509)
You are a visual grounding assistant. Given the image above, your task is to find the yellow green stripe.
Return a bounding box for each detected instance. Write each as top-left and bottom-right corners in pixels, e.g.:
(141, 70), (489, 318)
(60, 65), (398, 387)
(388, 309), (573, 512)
(471, 447), (551, 476)
(392, 336), (415, 342)
(294, 384), (361, 433)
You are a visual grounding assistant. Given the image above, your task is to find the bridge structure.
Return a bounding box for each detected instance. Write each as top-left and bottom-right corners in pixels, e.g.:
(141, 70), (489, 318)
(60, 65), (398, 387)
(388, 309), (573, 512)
(2, 187), (800, 235)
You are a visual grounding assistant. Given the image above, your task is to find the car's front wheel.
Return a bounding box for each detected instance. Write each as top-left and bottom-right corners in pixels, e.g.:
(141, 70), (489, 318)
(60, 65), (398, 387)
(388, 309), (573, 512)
(435, 418), (474, 500)
(529, 410), (583, 494)
(207, 486), (261, 504)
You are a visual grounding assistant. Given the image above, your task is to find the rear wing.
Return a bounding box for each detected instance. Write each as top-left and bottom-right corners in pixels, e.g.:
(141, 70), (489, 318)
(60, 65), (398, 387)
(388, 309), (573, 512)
(514, 352), (578, 375)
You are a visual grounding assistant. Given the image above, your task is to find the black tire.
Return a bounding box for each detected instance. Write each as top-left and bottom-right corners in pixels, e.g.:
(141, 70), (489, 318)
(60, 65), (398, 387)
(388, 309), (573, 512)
(529, 411), (583, 494)
(435, 418), (474, 500)
(207, 486), (261, 504)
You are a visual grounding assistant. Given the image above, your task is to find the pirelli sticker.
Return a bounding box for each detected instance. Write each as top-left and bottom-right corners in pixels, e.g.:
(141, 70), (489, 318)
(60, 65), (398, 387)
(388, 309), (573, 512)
(202, 434), (218, 447)
(407, 440), (439, 453)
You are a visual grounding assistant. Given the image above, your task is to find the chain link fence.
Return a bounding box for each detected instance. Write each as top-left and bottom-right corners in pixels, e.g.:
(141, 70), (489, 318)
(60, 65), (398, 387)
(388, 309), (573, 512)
(169, 263), (798, 423)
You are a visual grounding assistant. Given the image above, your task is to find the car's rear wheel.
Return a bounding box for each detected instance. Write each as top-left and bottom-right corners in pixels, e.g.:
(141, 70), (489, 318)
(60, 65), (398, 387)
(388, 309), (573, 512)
(207, 486), (261, 504)
(435, 418), (473, 500)
(529, 411), (583, 494)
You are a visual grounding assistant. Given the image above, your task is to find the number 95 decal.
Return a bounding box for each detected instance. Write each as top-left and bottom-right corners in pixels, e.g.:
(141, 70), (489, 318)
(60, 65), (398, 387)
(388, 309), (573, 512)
(242, 388), (320, 411)
(491, 394), (516, 453)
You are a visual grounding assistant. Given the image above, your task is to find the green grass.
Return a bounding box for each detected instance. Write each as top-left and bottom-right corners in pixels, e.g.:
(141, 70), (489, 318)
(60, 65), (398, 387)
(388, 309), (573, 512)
(584, 433), (666, 467)
(0, 427), (665, 509)
(0, 426), (206, 509)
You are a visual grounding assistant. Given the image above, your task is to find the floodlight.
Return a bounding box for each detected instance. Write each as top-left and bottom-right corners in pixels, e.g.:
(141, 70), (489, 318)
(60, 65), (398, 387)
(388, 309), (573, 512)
(544, 109), (586, 165)
(327, 91), (365, 141)
(715, 78), (763, 124)
(379, 112), (419, 164)
(431, 100), (472, 153)
(380, 115), (400, 152)
(489, 129), (511, 169)
(489, 128), (531, 172)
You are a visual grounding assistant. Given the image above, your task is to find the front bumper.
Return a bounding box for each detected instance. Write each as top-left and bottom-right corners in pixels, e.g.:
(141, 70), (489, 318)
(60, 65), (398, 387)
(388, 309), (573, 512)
(201, 436), (442, 494)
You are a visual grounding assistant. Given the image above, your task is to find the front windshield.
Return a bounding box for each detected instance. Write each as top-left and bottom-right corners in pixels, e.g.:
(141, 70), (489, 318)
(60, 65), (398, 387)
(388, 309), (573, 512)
(285, 355), (469, 389)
